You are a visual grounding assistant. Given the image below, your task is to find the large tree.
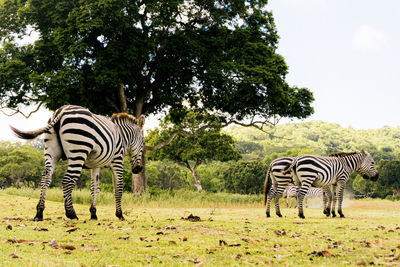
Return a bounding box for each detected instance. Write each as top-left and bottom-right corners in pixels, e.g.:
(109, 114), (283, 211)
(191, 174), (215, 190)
(0, 0), (314, 192)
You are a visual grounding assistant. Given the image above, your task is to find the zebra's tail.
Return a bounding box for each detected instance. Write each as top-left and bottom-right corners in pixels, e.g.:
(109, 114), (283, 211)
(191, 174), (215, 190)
(10, 110), (62, 140)
(263, 166), (272, 206)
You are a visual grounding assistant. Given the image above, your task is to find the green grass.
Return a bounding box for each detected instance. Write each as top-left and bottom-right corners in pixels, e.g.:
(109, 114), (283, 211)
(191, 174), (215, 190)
(0, 190), (399, 266)
(1, 187), (264, 208)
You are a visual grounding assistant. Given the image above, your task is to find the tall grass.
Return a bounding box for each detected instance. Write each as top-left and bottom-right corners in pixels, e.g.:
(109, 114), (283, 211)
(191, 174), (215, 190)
(1, 187), (265, 208)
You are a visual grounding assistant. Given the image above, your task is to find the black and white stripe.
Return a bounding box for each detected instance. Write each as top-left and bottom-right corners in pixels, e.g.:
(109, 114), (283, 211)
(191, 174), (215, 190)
(283, 151), (378, 218)
(11, 105), (145, 221)
(264, 157), (331, 217)
(282, 184), (298, 208)
(283, 185), (324, 208)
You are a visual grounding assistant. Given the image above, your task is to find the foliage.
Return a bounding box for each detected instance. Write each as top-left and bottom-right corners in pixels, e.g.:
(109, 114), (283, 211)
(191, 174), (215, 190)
(352, 174), (379, 198)
(146, 162), (191, 191)
(225, 121), (400, 161)
(0, 0), (313, 124)
(222, 160), (266, 194)
(0, 143), (43, 187)
(147, 111), (241, 190)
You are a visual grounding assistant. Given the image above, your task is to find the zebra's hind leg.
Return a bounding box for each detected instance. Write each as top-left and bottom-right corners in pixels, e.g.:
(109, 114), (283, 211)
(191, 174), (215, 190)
(266, 182), (277, 218)
(297, 182), (312, 219)
(62, 160), (86, 220)
(89, 168), (101, 220)
(111, 161), (125, 220)
(274, 184), (287, 217)
(34, 133), (61, 221)
(336, 182), (346, 218)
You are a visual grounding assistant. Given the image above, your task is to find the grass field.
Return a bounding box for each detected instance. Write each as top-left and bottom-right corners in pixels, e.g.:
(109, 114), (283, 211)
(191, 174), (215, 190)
(0, 191), (399, 266)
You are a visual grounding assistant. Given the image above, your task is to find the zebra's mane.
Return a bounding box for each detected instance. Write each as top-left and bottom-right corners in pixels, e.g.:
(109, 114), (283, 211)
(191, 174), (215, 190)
(328, 151), (360, 157)
(111, 113), (138, 124)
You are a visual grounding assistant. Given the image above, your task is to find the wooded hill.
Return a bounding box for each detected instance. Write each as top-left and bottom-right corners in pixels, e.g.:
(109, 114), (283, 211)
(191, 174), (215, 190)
(226, 120), (400, 161)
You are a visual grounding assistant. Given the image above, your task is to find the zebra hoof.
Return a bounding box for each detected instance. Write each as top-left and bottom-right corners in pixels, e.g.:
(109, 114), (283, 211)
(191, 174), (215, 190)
(298, 214), (305, 219)
(266, 212), (271, 218)
(116, 211), (125, 221)
(332, 213), (336, 218)
(90, 207), (97, 220)
(33, 216), (43, 221)
(339, 214), (345, 218)
(66, 211), (79, 220)
(276, 213), (282, 218)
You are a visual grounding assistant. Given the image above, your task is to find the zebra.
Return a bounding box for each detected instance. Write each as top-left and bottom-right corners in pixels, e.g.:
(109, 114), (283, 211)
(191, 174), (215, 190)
(283, 185), (324, 208)
(10, 105), (145, 221)
(282, 150), (378, 219)
(263, 157), (332, 217)
(282, 184), (298, 208)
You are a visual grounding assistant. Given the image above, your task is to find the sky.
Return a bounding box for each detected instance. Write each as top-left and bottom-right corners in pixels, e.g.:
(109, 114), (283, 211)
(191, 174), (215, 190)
(269, 0), (400, 129)
(1, 0), (400, 141)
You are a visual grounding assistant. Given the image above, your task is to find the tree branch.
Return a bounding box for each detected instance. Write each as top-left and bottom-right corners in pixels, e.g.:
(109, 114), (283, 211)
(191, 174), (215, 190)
(0, 102), (44, 118)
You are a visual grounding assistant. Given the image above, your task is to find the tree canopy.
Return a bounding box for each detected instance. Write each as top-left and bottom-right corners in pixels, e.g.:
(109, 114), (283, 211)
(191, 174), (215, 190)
(0, 0), (313, 123)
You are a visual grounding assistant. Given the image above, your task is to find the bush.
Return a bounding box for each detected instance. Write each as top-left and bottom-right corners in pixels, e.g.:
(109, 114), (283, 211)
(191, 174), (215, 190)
(222, 160), (266, 194)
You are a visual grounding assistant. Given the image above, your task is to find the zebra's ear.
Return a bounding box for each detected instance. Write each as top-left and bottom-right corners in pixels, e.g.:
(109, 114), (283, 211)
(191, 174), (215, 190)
(361, 149), (366, 155)
(138, 115), (145, 129)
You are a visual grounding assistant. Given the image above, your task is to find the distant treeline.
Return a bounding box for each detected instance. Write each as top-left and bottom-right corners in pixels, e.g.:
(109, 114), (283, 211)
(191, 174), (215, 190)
(1, 121), (400, 199)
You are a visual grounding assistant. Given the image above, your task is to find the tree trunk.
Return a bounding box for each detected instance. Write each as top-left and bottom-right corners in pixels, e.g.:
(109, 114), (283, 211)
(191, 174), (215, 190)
(118, 83), (128, 113)
(192, 168), (203, 191)
(132, 148), (147, 194)
(187, 161), (202, 191)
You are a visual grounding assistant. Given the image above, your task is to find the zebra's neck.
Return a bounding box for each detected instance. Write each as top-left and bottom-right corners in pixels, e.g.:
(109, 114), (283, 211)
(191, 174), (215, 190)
(339, 152), (364, 173)
(114, 121), (136, 150)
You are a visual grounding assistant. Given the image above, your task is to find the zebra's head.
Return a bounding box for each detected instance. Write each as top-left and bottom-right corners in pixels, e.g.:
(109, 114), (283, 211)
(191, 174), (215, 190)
(111, 113), (145, 174)
(357, 151), (379, 181)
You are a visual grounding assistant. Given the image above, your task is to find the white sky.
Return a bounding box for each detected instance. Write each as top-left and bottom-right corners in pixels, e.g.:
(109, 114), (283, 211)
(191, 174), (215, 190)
(269, 0), (400, 129)
(1, 0), (399, 141)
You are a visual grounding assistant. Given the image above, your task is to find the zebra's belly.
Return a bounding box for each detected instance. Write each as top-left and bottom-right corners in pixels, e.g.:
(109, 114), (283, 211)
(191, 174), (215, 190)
(312, 176), (326, 187)
(84, 151), (114, 169)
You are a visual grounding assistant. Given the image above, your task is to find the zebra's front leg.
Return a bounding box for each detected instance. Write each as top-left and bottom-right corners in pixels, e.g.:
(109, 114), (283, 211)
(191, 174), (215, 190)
(111, 162), (125, 220)
(331, 184), (337, 217)
(62, 163), (84, 220)
(336, 182), (346, 218)
(322, 186), (332, 216)
(89, 168), (101, 220)
(297, 182), (312, 219)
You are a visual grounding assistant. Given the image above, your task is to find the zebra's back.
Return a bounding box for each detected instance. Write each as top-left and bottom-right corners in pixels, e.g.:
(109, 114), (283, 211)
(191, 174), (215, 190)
(54, 105), (119, 168)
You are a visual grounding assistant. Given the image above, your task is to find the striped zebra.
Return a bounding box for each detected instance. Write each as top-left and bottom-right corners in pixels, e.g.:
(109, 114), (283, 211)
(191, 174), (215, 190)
(282, 184), (298, 208)
(10, 105), (145, 221)
(283, 151), (378, 219)
(264, 157), (332, 218)
(283, 186), (324, 208)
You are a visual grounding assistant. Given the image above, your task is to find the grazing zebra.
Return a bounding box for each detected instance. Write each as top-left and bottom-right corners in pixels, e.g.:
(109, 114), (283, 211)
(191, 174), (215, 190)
(10, 105), (145, 221)
(283, 185), (326, 208)
(283, 151), (378, 219)
(282, 184), (298, 208)
(264, 157), (332, 217)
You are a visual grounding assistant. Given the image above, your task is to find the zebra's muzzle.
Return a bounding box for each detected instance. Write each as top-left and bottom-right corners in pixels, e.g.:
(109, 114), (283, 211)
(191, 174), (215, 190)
(132, 166), (143, 174)
(370, 173), (379, 181)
